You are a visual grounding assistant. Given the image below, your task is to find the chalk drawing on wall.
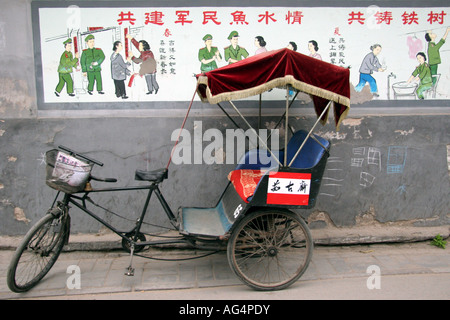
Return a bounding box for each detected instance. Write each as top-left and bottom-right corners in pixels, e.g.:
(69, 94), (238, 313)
(387, 146), (407, 174)
(351, 147), (365, 167)
(360, 172), (376, 187)
(351, 158), (364, 167)
(395, 185), (407, 195)
(367, 147), (381, 171)
(319, 157), (344, 197)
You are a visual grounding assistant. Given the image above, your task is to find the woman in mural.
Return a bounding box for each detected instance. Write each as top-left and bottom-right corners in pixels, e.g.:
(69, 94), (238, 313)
(406, 52), (433, 100)
(198, 34), (222, 72)
(126, 34), (159, 95)
(286, 42), (297, 97)
(308, 40), (322, 60)
(55, 38), (79, 97)
(287, 41), (297, 52)
(354, 44), (385, 97)
(254, 36), (267, 55)
(111, 41), (131, 99)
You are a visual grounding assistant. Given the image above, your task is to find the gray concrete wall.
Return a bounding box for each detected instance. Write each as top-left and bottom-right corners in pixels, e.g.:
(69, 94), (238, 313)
(0, 0), (36, 118)
(0, 0), (449, 238)
(1, 114), (449, 236)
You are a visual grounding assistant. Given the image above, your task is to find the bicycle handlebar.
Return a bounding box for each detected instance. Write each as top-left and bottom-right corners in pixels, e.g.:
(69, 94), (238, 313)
(90, 175), (117, 183)
(58, 145), (104, 167)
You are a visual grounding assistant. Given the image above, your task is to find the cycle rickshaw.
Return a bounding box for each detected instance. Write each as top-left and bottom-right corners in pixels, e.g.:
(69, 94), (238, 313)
(7, 48), (350, 292)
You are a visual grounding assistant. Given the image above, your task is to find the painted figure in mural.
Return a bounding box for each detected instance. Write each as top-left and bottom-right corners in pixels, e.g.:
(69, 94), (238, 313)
(308, 40), (322, 60)
(224, 31), (249, 64)
(425, 27), (450, 85)
(55, 38), (79, 97)
(81, 35), (105, 95)
(198, 34), (222, 72)
(406, 52), (432, 100)
(287, 42), (297, 52)
(254, 36), (267, 55)
(354, 44), (385, 97)
(111, 41), (131, 99)
(127, 34), (159, 95)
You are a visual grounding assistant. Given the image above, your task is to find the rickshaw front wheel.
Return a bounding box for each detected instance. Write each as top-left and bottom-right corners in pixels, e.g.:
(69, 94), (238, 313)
(227, 209), (313, 291)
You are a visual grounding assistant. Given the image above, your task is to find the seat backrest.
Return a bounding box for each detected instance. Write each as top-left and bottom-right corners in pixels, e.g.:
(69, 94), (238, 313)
(286, 130), (330, 169)
(235, 149), (284, 171)
(217, 182), (248, 230)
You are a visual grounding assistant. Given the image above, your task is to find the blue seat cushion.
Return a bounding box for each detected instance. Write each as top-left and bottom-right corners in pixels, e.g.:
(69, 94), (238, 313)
(286, 130), (329, 169)
(235, 149), (284, 171)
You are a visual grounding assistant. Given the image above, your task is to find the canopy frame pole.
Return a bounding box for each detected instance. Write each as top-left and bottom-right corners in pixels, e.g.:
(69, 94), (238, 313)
(258, 94), (262, 148)
(228, 100), (283, 167)
(288, 100), (332, 167)
(266, 91), (298, 143)
(258, 94), (262, 131)
(216, 102), (243, 130)
(284, 87), (290, 166)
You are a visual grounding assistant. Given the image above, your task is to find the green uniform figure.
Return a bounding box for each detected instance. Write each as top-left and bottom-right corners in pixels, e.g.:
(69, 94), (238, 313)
(81, 34), (105, 94)
(412, 63), (432, 99)
(198, 34), (222, 72)
(224, 31), (249, 65)
(407, 52), (432, 100)
(55, 38), (78, 97)
(425, 27), (450, 85)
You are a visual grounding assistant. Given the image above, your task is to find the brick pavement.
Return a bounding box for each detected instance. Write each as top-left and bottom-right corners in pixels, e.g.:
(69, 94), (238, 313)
(1, 241), (449, 299)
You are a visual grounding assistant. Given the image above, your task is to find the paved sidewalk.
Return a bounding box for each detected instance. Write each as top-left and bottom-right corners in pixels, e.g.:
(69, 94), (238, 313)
(1, 241), (449, 299)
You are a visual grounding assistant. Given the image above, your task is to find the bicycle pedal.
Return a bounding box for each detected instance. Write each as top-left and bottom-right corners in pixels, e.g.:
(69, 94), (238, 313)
(125, 267), (135, 276)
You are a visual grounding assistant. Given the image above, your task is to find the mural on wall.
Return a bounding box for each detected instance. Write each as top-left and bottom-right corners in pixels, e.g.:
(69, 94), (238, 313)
(34, 4), (450, 108)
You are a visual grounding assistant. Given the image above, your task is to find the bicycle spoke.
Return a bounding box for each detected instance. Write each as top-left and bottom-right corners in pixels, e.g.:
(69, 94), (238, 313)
(8, 210), (69, 292)
(228, 210), (313, 290)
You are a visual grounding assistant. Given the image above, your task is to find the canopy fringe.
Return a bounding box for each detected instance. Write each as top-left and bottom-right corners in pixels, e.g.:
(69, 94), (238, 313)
(197, 75), (350, 108)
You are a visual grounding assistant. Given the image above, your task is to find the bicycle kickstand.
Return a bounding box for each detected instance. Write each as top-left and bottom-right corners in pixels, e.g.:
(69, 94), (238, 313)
(125, 244), (135, 276)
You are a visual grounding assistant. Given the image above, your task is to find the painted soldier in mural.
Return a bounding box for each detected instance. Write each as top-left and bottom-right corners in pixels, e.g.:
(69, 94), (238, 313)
(354, 44), (385, 97)
(81, 34), (105, 95)
(406, 52), (432, 99)
(198, 34), (222, 72)
(425, 27), (450, 85)
(224, 31), (249, 64)
(111, 41), (131, 99)
(127, 34), (159, 95)
(55, 38), (79, 97)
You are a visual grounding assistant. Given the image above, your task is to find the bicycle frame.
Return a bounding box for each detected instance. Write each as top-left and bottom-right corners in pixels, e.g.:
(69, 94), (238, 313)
(57, 182), (186, 248)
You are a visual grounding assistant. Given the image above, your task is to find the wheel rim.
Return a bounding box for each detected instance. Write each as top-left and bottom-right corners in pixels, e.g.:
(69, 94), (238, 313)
(12, 215), (66, 290)
(229, 211), (312, 290)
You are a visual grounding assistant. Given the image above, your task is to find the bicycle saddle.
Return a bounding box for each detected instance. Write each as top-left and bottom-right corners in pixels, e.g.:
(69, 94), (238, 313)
(135, 168), (168, 183)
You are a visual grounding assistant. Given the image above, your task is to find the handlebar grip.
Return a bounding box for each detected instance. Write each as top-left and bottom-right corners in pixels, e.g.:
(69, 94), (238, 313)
(58, 145), (104, 167)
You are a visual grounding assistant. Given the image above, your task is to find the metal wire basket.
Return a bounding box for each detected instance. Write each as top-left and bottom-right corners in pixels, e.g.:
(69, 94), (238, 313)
(45, 149), (93, 194)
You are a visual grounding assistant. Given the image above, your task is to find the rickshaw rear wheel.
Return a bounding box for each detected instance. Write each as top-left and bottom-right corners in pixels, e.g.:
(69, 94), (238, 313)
(227, 209), (313, 291)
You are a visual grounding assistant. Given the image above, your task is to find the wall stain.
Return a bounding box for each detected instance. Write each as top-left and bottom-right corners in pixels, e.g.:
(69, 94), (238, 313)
(14, 207), (30, 224)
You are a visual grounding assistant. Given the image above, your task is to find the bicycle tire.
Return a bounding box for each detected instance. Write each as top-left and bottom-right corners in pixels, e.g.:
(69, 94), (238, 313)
(227, 209), (313, 291)
(7, 208), (69, 293)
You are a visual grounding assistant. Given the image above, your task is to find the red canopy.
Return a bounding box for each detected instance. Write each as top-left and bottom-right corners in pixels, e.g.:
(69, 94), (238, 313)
(196, 48), (350, 129)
